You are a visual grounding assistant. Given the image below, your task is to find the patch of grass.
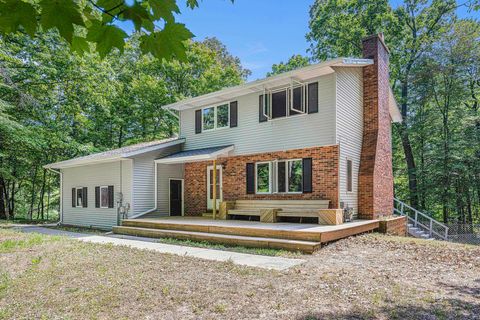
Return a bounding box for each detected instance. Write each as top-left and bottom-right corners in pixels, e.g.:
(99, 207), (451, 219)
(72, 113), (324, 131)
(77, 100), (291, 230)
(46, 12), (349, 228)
(147, 236), (302, 257)
(45, 225), (106, 235)
(0, 218), (58, 225)
(0, 233), (59, 253)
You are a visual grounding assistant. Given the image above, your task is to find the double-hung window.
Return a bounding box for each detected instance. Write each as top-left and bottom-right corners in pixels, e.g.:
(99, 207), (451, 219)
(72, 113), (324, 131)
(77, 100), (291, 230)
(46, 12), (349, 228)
(100, 186), (109, 208)
(254, 160), (303, 194)
(255, 162), (271, 194)
(76, 187), (84, 207)
(276, 159), (303, 193)
(202, 103), (229, 131)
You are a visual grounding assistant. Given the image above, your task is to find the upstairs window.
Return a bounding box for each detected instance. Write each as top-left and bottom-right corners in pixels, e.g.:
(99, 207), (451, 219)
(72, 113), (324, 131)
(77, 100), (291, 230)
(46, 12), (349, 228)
(260, 81), (318, 122)
(201, 103), (230, 131)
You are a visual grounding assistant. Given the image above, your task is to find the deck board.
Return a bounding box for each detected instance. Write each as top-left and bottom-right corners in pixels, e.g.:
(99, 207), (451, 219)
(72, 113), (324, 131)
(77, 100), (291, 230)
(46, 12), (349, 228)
(121, 217), (379, 244)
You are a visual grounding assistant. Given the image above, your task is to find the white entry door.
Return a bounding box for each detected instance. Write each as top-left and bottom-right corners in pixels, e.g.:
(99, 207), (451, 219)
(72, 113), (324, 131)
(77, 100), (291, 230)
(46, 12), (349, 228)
(207, 165), (222, 210)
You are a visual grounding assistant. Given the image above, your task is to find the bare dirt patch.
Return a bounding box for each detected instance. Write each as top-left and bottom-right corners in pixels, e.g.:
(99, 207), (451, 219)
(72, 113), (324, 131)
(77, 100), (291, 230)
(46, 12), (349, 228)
(0, 230), (479, 319)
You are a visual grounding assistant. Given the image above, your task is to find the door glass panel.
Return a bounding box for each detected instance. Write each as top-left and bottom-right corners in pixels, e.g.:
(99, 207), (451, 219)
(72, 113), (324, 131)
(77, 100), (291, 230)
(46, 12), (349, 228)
(209, 169), (220, 199)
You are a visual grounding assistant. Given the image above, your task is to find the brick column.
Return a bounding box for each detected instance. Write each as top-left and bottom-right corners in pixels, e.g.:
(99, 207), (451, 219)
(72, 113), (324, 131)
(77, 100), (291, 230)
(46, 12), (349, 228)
(358, 33), (394, 219)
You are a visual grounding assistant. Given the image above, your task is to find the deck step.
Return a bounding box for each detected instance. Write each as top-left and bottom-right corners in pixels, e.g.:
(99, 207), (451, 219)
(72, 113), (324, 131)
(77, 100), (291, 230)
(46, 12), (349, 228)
(112, 226), (320, 253)
(121, 219), (322, 241)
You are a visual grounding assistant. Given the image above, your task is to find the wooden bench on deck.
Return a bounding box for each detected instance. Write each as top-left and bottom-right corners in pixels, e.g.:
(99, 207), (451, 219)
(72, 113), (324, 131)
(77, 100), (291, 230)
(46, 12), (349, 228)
(219, 200), (343, 225)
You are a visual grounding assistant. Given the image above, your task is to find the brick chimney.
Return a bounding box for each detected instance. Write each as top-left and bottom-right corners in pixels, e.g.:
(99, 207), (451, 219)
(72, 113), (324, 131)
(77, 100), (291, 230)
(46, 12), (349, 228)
(358, 33), (394, 219)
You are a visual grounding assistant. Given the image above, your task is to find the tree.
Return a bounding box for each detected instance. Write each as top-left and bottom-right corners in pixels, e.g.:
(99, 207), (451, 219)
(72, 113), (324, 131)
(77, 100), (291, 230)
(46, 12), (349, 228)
(0, 0), (230, 60)
(307, 0), (466, 210)
(266, 54), (310, 77)
(0, 30), (248, 220)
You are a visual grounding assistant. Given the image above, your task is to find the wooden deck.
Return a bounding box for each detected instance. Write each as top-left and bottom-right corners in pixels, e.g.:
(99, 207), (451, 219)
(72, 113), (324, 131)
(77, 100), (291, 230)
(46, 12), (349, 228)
(112, 217), (380, 253)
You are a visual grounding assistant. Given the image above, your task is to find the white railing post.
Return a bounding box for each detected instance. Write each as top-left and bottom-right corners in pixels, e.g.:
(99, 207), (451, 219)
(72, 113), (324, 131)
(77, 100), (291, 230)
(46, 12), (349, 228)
(444, 227), (449, 240)
(400, 201), (404, 215)
(429, 219), (433, 237)
(414, 211), (418, 227)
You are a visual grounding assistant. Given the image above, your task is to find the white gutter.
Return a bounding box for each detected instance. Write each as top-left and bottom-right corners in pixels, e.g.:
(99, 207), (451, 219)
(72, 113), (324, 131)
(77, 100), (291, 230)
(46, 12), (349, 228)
(46, 168), (63, 224)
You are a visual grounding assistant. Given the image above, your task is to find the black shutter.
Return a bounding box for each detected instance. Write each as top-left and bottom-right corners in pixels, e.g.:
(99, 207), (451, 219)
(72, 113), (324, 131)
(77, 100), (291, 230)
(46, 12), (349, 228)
(72, 188), (76, 207)
(108, 185), (114, 208)
(95, 186), (100, 208)
(230, 101), (238, 127)
(259, 95), (267, 122)
(302, 158), (313, 193)
(246, 163), (255, 194)
(195, 109), (202, 134)
(82, 187), (88, 208)
(307, 82), (318, 114)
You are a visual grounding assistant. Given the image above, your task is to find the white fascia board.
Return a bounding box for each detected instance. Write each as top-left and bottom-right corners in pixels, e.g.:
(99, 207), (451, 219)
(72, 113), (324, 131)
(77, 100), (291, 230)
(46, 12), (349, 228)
(122, 139), (185, 158)
(43, 156), (121, 169)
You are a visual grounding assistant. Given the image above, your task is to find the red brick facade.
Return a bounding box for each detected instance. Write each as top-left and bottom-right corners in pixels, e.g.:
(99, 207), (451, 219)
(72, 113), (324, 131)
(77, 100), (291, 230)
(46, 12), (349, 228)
(184, 145), (339, 216)
(358, 33), (394, 219)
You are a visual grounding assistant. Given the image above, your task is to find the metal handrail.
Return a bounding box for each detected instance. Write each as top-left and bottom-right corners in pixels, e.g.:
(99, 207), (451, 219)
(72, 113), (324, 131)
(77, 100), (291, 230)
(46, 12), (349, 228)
(394, 198), (449, 240)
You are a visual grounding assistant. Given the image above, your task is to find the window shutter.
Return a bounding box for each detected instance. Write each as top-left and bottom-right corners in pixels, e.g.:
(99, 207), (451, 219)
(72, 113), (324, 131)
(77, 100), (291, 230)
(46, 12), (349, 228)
(246, 163), (255, 194)
(108, 185), (114, 208)
(95, 187), (100, 208)
(307, 82), (318, 114)
(72, 188), (76, 207)
(230, 101), (238, 127)
(195, 109), (202, 134)
(259, 95), (267, 122)
(302, 158), (313, 193)
(82, 187), (88, 208)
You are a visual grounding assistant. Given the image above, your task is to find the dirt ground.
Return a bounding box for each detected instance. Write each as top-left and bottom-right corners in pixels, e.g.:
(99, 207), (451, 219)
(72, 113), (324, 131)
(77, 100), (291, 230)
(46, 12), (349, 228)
(0, 229), (479, 319)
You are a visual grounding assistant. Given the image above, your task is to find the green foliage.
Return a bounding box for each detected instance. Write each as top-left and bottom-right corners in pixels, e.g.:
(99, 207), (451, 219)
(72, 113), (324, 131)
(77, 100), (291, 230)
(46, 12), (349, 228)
(266, 54), (310, 77)
(0, 0), (234, 60)
(307, 0), (480, 223)
(0, 31), (249, 219)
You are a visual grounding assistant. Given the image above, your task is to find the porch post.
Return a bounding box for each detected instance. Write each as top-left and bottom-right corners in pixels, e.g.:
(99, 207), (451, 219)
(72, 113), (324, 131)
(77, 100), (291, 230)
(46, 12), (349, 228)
(212, 159), (217, 219)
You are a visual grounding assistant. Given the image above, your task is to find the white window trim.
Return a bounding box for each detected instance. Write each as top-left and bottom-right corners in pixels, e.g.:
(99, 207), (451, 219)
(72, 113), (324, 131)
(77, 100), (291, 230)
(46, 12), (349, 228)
(201, 103), (230, 132)
(262, 81), (312, 121)
(346, 158), (353, 193)
(255, 161), (272, 194)
(99, 185), (109, 209)
(275, 159), (303, 194)
(75, 186), (84, 208)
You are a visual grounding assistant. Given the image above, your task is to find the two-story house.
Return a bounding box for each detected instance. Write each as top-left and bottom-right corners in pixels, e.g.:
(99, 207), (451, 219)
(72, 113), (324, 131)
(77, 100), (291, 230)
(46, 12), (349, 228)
(45, 34), (401, 232)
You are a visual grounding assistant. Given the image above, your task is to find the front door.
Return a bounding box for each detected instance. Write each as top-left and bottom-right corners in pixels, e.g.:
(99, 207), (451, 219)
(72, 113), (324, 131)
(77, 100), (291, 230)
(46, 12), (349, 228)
(207, 165), (222, 210)
(169, 179), (183, 216)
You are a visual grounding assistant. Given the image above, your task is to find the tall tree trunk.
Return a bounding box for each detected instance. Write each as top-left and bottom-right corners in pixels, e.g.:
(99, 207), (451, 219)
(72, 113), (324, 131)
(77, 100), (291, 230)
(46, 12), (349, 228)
(399, 80), (419, 208)
(29, 166), (38, 220)
(38, 168), (47, 220)
(0, 177), (7, 219)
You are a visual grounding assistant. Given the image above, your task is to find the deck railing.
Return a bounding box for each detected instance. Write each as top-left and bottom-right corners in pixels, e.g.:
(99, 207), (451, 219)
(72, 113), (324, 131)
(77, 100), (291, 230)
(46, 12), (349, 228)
(393, 198), (449, 240)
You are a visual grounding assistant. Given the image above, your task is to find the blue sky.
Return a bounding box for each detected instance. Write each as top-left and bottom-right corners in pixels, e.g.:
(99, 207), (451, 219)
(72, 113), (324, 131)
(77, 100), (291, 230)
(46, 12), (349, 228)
(119, 1), (479, 81)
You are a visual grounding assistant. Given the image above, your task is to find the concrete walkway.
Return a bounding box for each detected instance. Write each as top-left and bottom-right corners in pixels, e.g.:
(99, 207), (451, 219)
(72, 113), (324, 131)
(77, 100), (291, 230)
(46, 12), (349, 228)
(15, 225), (305, 271)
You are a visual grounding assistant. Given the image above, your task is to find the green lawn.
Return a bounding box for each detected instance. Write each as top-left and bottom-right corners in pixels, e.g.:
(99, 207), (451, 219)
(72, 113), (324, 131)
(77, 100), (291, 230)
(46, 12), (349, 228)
(0, 229), (479, 319)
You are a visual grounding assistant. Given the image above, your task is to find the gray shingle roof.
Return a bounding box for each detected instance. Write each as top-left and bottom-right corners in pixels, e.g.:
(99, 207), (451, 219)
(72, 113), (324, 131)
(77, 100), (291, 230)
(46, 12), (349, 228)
(157, 145), (234, 161)
(45, 137), (184, 169)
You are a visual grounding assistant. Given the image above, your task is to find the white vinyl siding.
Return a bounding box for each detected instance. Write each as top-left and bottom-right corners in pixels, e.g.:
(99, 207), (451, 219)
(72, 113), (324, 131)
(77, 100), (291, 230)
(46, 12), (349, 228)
(180, 73), (336, 155)
(156, 163), (184, 214)
(62, 160), (132, 229)
(131, 144), (182, 215)
(335, 67), (363, 215)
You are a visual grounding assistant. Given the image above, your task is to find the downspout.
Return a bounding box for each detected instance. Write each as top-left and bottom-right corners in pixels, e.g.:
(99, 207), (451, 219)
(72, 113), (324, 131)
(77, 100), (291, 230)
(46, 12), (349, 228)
(46, 168), (63, 224)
